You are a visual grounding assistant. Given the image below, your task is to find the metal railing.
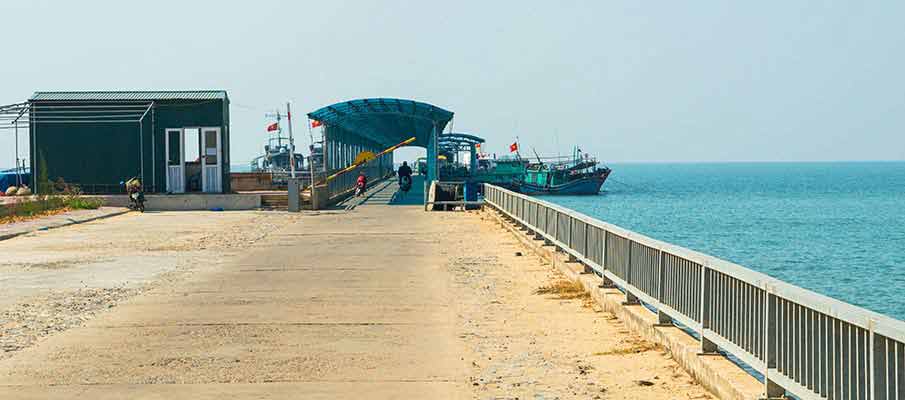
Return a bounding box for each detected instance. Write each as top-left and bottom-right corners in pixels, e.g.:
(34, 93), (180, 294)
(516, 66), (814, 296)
(484, 184), (905, 400)
(325, 164), (392, 200)
(425, 181), (483, 210)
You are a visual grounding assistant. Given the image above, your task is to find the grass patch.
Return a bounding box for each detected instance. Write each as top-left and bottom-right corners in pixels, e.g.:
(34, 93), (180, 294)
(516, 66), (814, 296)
(593, 338), (662, 356)
(64, 196), (104, 210)
(534, 280), (591, 301)
(0, 193), (103, 224)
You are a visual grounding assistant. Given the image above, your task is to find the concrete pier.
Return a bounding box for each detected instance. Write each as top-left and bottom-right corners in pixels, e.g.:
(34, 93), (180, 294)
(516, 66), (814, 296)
(0, 203), (720, 399)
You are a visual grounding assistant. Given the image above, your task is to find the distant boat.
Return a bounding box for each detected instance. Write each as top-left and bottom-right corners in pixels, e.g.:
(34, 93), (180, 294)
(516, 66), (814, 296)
(248, 122), (312, 185)
(516, 148), (611, 195)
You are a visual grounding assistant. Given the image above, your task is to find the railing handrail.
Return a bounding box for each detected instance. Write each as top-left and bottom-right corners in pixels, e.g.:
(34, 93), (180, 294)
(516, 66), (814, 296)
(484, 183), (905, 400)
(486, 183), (905, 337)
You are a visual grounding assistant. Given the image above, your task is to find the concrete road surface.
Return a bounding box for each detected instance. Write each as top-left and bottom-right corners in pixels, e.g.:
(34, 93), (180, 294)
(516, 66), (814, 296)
(0, 206), (466, 399)
(0, 205), (715, 399)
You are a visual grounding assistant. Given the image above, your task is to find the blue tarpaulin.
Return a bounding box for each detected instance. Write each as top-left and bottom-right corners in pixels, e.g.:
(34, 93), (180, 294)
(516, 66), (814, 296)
(0, 169), (30, 192)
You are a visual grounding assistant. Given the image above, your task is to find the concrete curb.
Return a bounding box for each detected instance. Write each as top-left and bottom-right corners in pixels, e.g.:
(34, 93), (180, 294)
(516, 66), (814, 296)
(485, 209), (765, 400)
(0, 208), (130, 242)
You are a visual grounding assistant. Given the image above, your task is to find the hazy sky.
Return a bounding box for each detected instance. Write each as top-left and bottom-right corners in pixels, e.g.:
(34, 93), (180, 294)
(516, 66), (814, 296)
(2, 1), (904, 166)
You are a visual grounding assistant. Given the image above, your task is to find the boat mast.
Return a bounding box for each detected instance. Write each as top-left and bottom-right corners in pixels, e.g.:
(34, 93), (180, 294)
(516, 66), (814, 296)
(286, 102), (296, 179)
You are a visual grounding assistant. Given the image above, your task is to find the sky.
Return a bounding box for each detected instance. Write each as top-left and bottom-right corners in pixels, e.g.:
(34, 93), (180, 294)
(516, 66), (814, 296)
(2, 1), (904, 167)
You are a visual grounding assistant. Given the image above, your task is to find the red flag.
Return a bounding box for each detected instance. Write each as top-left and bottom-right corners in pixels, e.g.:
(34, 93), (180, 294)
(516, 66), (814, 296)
(266, 122), (279, 132)
(509, 142), (518, 153)
(311, 119), (323, 128)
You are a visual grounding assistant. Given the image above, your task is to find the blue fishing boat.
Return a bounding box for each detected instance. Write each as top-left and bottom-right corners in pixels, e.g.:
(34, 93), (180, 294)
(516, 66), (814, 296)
(517, 148), (611, 195)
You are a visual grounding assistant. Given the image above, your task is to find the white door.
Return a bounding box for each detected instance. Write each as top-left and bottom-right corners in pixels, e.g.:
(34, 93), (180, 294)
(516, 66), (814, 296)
(165, 129), (185, 193)
(201, 127), (222, 193)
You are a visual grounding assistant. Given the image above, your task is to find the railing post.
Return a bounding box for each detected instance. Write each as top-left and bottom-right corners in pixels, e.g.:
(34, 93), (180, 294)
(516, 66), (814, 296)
(624, 240), (639, 305)
(764, 289), (784, 398)
(867, 319), (876, 400)
(582, 223), (593, 274)
(700, 265), (718, 354)
(600, 231), (616, 288)
(655, 250), (672, 325)
(567, 217), (577, 262)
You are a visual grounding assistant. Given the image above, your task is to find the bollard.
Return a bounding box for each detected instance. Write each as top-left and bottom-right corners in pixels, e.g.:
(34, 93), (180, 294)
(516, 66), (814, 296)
(287, 178), (301, 212)
(311, 184), (329, 210)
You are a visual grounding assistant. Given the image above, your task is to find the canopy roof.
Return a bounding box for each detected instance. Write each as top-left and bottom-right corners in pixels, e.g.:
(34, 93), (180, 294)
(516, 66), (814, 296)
(307, 98), (453, 148)
(439, 133), (484, 145)
(439, 133), (485, 153)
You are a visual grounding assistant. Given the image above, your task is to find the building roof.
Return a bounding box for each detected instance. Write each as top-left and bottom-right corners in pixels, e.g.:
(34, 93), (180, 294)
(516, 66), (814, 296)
(30, 90), (228, 102)
(307, 98), (453, 148)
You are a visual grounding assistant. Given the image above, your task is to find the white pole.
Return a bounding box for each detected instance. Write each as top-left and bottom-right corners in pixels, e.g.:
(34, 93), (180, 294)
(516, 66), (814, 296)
(287, 102), (296, 179)
(307, 118), (316, 185)
(14, 122), (20, 186)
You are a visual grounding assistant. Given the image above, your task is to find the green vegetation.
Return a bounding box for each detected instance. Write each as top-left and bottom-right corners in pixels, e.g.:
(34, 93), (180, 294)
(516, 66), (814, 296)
(1, 180), (104, 223)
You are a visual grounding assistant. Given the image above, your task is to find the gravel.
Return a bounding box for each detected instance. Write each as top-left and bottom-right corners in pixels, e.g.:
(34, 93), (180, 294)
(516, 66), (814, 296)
(0, 287), (139, 358)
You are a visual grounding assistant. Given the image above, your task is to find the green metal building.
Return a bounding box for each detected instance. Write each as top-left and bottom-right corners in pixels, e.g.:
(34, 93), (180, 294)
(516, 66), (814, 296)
(29, 90), (230, 194)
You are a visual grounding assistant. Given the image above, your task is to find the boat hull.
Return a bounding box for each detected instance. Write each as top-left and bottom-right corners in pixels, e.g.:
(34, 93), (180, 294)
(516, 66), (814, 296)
(515, 169), (610, 195)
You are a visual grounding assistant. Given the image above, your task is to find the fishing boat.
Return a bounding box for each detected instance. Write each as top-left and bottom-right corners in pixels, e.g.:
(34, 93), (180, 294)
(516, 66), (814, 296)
(474, 156), (529, 190)
(249, 123), (308, 185)
(516, 148), (611, 195)
(430, 135), (610, 195)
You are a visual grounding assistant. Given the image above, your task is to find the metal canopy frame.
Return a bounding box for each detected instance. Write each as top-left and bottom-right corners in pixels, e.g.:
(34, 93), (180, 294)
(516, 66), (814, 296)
(438, 132), (485, 152)
(438, 132), (485, 175)
(1, 100), (156, 192)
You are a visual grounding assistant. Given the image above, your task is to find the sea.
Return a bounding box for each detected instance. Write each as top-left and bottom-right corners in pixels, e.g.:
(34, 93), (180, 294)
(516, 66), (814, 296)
(539, 162), (905, 321)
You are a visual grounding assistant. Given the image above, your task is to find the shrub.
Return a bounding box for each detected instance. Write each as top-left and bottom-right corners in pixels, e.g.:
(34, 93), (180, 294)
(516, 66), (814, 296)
(64, 196), (103, 210)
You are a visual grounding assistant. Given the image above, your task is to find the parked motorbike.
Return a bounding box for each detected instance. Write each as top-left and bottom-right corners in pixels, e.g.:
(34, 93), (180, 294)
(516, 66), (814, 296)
(122, 177), (145, 212)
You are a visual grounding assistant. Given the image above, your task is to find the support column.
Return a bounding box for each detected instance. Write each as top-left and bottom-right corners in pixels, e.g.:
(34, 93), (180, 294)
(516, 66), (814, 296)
(425, 122), (438, 203)
(469, 143), (478, 175)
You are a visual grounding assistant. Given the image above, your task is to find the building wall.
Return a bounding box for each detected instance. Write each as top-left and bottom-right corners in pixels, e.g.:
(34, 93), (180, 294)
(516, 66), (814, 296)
(30, 99), (229, 193)
(30, 102), (150, 193)
(150, 99), (229, 193)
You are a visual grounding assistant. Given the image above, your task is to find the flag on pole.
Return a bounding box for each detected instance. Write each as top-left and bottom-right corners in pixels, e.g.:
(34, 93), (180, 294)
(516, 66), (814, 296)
(266, 122), (279, 132)
(509, 142), (519, 153)
(311, 119), (323, 128)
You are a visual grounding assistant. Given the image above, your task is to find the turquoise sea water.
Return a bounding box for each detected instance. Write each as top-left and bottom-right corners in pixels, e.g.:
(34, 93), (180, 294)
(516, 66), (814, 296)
(539, 162), (905, 321)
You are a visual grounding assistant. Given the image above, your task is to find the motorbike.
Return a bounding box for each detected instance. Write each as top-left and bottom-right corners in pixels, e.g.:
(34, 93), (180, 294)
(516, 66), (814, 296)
(354, 179), (367, 197)
(122, 177), (145, 212)
(399, 175), (412, 194)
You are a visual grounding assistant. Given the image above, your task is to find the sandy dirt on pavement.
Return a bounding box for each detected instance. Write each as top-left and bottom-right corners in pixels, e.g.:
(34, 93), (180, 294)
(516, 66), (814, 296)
(0, 211), (302, 360)
(445, 211), (713, 399)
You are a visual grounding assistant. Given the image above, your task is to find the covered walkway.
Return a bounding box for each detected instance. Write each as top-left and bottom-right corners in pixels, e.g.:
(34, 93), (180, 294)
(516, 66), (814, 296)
(340, 175), (426, 208)
(308, 99), (453, 202)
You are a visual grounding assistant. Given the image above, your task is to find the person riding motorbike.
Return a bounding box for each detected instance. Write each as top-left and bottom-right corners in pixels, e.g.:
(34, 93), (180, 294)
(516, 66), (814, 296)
(397, 161), (413, 188)
(355, 171), (368, 196)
